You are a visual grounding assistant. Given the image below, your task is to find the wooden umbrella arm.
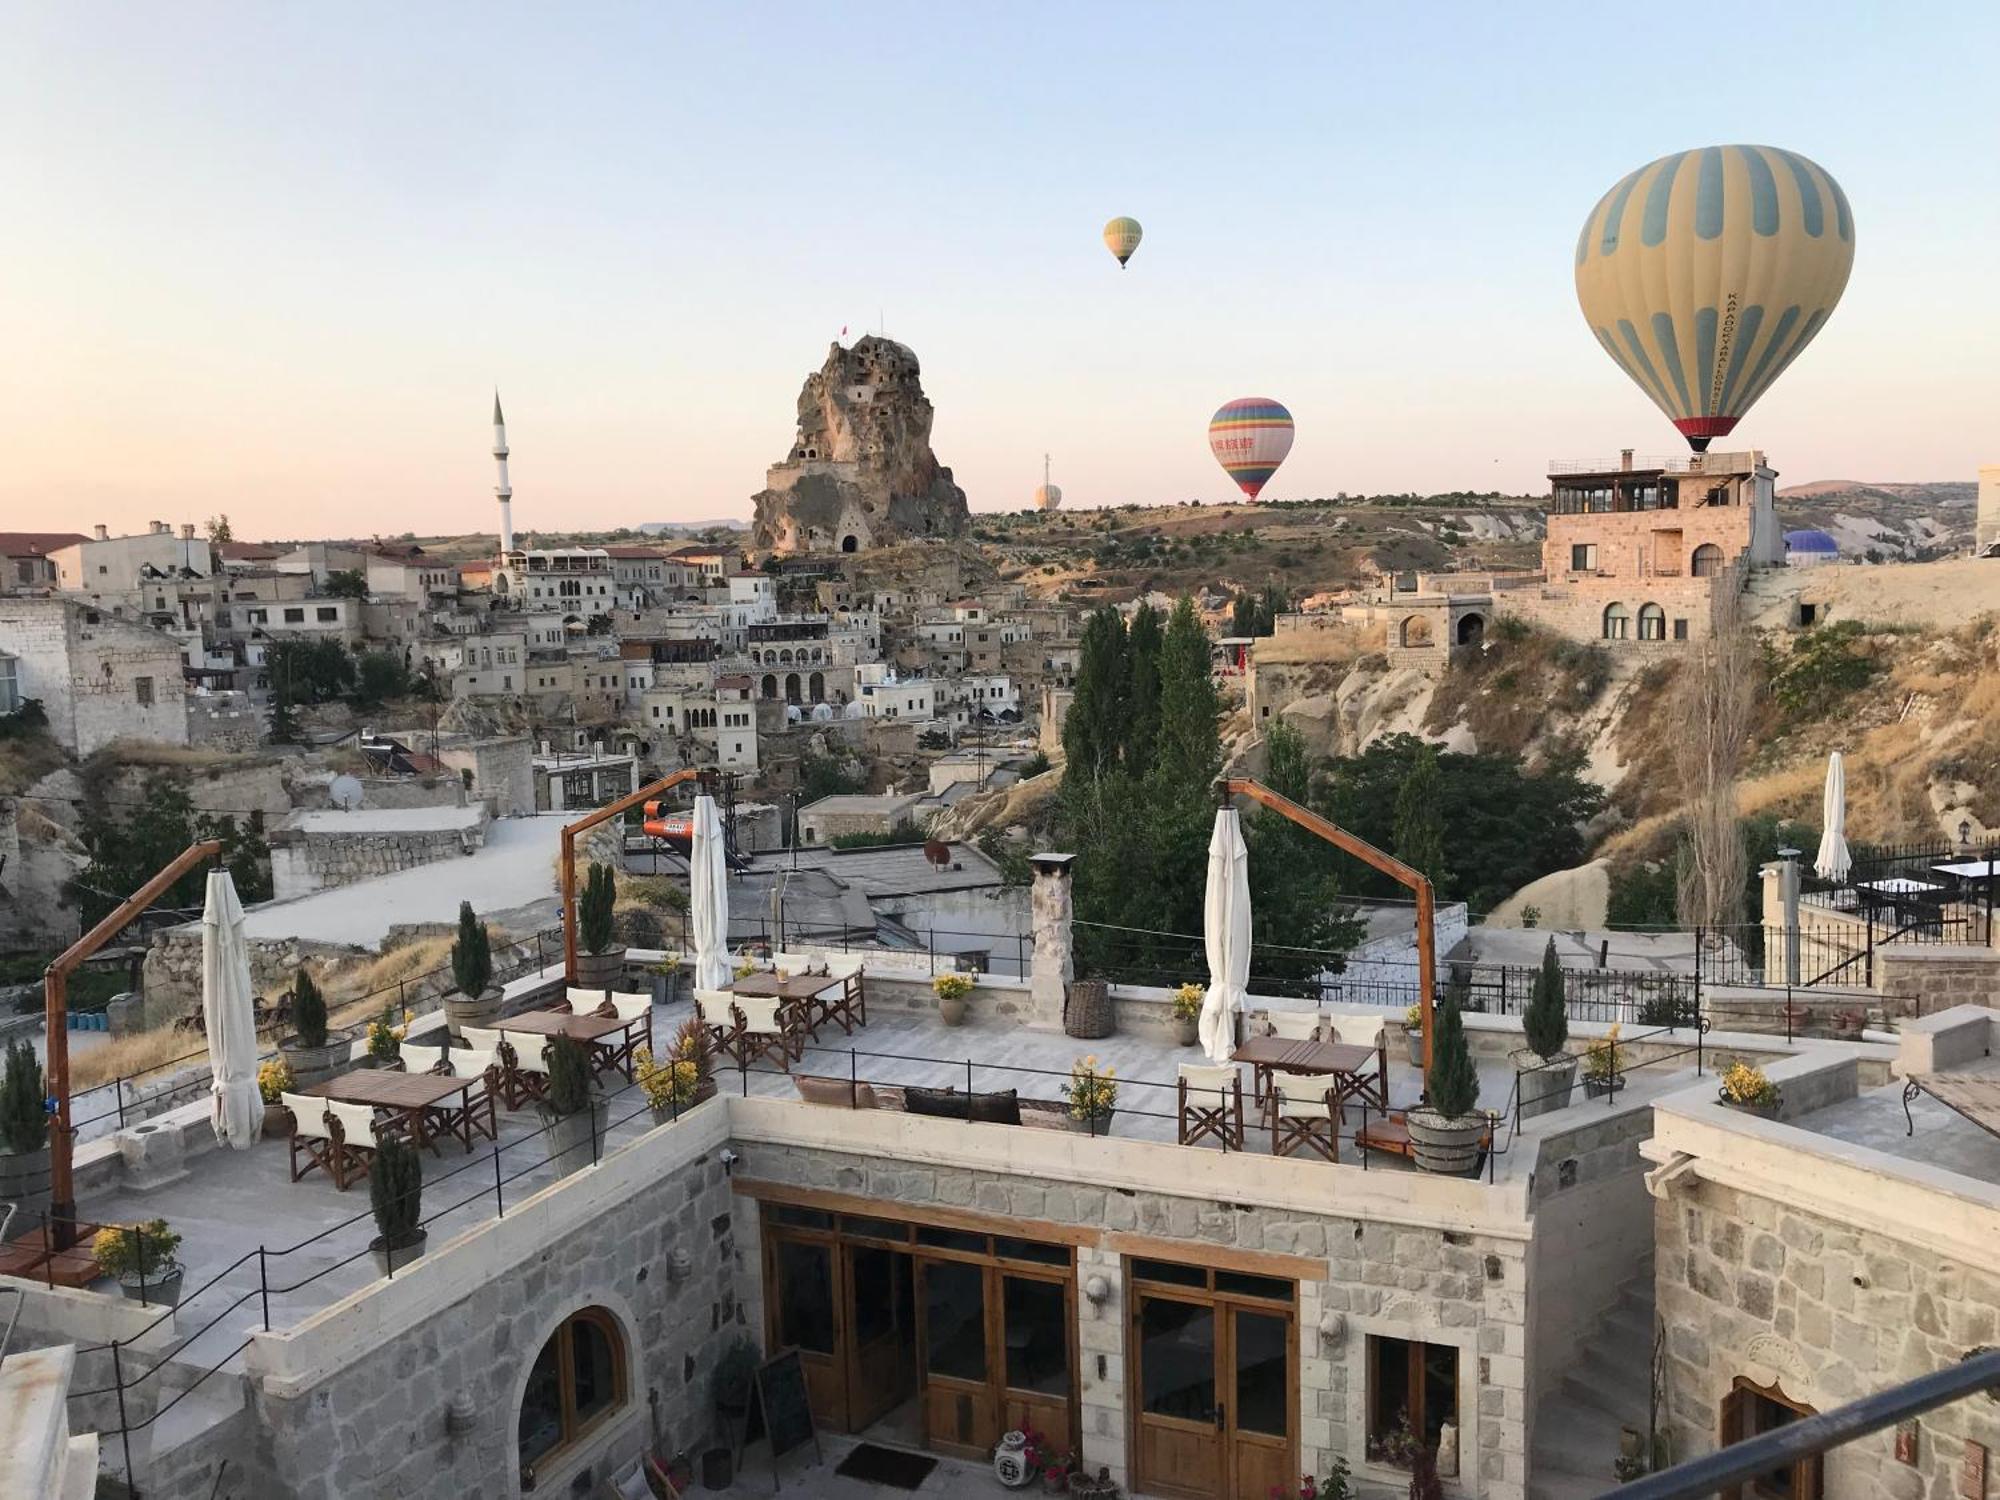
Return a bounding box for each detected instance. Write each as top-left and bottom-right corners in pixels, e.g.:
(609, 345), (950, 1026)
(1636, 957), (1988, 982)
(1215, 778), (1439, 1078)
(43, 837), (224, 1246)
(561, 768), (715, 981)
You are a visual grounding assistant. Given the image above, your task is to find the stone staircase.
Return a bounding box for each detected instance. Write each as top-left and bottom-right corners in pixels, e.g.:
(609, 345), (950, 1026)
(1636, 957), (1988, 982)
(1529, 1254), (1655, 1500)
(0, 1344), (99, 1500)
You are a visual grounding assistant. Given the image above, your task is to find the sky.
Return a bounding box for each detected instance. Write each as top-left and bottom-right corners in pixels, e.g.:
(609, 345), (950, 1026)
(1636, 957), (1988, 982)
(2, 2), (1996, 542)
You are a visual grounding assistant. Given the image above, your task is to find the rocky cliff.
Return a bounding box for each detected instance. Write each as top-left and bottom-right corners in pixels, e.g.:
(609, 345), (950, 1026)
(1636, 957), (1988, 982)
(750, 337), (969, 554)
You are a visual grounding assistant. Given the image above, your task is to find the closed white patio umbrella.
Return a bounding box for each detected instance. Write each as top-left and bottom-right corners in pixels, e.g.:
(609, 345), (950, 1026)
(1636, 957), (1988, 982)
(202, 869), (262, 1150)
(1815, 751), (1852, 883)
(1198, 808), (1252, 1066)
(690, 794), (732, 992)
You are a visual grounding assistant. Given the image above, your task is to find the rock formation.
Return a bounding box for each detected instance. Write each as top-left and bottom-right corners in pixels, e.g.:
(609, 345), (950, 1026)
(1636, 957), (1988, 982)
(750, 337), (969, 554)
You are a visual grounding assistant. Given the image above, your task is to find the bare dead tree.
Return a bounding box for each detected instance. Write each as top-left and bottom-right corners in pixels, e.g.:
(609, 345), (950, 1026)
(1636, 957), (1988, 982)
(1674, 571), (1755, 932)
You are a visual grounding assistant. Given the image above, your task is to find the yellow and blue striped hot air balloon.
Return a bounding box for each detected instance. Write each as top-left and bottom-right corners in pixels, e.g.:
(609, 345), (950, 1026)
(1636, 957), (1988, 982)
(1208, 397), (1294, 501)
(1575, 145), (1855, 451)
(1103, 216), (1143, 269)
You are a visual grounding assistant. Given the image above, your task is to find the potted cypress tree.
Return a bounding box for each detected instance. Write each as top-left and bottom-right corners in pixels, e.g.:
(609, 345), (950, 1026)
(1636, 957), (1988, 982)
(0, 1040), (51, 1219)
(536, 1034), (608, 1178)
(1406, 988), (1486, 1174)
(277, 969), (344, 1089)
(368, 1133), (427, 1275)
(444, 901), (502, 1041)
(575, 862), (627, 990)
(1511, 938), (1578, 1119)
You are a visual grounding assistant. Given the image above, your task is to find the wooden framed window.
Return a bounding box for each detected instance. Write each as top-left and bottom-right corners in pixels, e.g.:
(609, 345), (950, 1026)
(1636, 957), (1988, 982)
(1367, 1335), (1458, 1466)
(1720, 1377), (1821, 1499)
(517, 1307), (627, 1483)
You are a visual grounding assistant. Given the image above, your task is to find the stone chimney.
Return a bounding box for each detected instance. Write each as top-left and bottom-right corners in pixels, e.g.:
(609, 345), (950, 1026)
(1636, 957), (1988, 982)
(1027, 852), (1077, 1031)
(179, 523), (196, 541)
(1620, 448), (1634, 472)
(150, 520), (169, 535)
(93, 524), (109, 542)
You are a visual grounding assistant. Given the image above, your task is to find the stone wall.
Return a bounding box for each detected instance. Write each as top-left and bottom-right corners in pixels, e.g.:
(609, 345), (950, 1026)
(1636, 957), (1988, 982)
(185, 691), (262, 750)
(438, 736), (535, 818)
(1654, 1174), (2000, 1499)
(1874, 945), (2000, 1017)
(0, 596), (189, 754)
(192, 1115), (741, 1500)
(729, 1136), (1534, 1498)
(268, 815), (487, 900)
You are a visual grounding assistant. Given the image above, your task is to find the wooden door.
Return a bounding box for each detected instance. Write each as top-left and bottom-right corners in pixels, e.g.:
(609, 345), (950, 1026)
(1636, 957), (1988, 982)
(765, 1234), (844, 1428)
(1721, 1379), (1823, 1500)
(844, 1243), (913, 1431)
(1134, 1291), (1297, 1500)
(998, 1270), (1075, 1450)
(918, 1257), (997, 1457)
(1134, 1292), (1224, 1498)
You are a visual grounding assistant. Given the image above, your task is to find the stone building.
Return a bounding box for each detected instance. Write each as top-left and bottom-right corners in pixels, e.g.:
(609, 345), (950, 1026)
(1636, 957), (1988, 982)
(0, 595), (189, 754)
(0, 530), (87, 594)
(1643, 1009), (2000, 1497)
(750, 337), (970, 554)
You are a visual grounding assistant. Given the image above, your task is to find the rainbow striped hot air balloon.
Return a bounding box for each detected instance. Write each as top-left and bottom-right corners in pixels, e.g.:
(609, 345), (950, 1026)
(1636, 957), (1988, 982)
(1575, 145), (1855, 451)
(1103, 216), (1143, 269)
(1208, 398), (1294, 501)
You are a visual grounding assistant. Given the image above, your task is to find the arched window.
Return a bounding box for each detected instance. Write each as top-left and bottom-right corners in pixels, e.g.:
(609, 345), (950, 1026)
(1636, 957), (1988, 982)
(1602, 603), (1630, 641)
(809, 670), (825, 703)
(841, 535), (858, 553)
(1399, 615), (1434, 648)
(1690, 543), (1724, 578)
(785, 673), (802, 705)
(1455, 613), (1486, 647)
(761, 674), (778, 700)
(518, 1308), (626, 1479)
(1637, 603), (1666, 641)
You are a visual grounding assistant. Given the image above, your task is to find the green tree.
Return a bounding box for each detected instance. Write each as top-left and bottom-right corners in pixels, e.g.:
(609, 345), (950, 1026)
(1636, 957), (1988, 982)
(1427, 985), (1480, 1119)
(205, 514), (233, 544)
(1124, 603), (1163, 778)
(70, 771), (271, 928)
(323, 569), (368, 599)
(1392, 743), (1447, 886)
(266, 690), (299, 746)
(1523, 936), (1569, 1061)
(354, 651), (410, 705)
(1245, 720), (1365, 992)
(1153, 598), (1220, 794)
(1064, 606), (1130, 781)
(265, 638), (354, 704)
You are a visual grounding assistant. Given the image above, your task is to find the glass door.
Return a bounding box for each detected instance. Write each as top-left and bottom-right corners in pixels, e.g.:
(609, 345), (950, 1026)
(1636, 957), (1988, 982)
(1134, 1293), (1223, 1498)
(999, 1271), (1073, 1445)
(1225, 1308), (1294, 1500)
(917, 1257), (994, 1457)
(767, 1234), (842, 1427)
(843, 1243), (914, 1431)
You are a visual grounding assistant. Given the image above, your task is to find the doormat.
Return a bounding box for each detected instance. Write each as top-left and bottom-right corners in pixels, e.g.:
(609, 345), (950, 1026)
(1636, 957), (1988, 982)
(833, 1443), (937, 1489)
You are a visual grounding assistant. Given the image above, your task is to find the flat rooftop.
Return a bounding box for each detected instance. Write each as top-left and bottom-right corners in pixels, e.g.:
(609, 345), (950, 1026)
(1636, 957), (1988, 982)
(1798, 1077), (2000, 1182)
(746, 842), (1006, 897)
(238, 813), (564, 948)
(282, 806), (484, 835)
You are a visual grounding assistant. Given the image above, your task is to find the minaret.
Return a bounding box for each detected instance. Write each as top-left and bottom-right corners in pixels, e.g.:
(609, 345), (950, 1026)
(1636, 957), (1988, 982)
(493, 392), (515, 555)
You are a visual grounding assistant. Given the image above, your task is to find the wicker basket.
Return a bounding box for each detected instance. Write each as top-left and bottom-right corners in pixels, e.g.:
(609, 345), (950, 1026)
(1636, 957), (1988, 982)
(1064, 979), (1114, 1039)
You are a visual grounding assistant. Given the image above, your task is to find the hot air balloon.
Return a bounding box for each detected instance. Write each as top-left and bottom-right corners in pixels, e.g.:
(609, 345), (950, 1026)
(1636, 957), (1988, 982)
(1575, 145), (1854, 451)
(1103, 216), (1143, 269)
(1208, 398), (1294, 501)
(1033, 453), (1062, 511)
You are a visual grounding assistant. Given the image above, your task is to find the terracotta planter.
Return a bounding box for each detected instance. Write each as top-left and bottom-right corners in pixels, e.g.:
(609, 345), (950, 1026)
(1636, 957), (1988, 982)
(369, 1230), (428, 1278)
(575, 944), (628, 991)
(442, 986), (503, 1042)
(1406, 1106), (1485, 1175)
(262, 1102), (296, 1140)
(278, 1039), (347, 1092)
(1174, 1016), (1199, 1047)
(1510, 1049), (1578, 1120)
(938, 994), (968, 1026)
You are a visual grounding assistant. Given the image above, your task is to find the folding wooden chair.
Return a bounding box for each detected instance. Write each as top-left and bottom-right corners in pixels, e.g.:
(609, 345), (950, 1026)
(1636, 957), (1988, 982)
(1177, 1063), (1245, 1149)
(1268, 1079), (1339, 1162)
(731, 996), (802, 1072)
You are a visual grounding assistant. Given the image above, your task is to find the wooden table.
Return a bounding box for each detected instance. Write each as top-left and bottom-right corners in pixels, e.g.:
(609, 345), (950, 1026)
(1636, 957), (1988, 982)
(302, 1068), (495, 1155)
(725, 973), (835, 1002)
(503, 1009), (642, 1081)
(1231, 1037), (1376, 1111)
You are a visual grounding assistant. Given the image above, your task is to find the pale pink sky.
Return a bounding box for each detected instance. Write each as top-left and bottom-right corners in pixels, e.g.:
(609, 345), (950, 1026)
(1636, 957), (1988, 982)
(3, 5), (1994, 543)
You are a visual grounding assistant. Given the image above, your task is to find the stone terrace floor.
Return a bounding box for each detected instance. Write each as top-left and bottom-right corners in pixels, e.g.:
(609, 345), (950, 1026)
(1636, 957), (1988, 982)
(72, 988), (1695, 1405)
(1797, 1077), (2000, 1182)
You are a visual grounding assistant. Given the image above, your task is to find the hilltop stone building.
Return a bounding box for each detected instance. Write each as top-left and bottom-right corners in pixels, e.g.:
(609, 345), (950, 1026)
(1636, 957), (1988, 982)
(750, 337), (970, 555)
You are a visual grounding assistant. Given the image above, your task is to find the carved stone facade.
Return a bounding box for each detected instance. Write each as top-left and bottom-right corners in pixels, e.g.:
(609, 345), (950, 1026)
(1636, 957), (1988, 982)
(750, 338), (970, 555)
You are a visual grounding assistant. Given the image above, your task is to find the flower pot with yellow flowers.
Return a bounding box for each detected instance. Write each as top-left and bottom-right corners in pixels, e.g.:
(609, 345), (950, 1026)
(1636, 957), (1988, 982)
(94, 1219), (184, 1306)
(638, 1018), (714, 1125)
(1171, 985), (1203, 1047)
(1718, 1062), (1781, 1120)
(934, 972), (975, 1027)
(1060, 1055), (1118, 1135)
(258, 1058), (296, 1139)
(1582, 1025), (1625, 1100)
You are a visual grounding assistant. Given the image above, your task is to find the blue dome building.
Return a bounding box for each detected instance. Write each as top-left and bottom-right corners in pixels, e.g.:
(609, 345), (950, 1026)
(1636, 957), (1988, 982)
(1783, 528), (1840, 567)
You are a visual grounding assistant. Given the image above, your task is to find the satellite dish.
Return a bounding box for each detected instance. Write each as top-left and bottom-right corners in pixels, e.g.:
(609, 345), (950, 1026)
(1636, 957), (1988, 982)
(329, 774), (365, 810)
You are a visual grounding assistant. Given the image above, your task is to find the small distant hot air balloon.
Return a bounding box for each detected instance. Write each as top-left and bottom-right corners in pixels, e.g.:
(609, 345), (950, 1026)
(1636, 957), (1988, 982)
(1033, 453), (1063, 511)
(1575, 145), (1855, 450)
(1103, 216), (1143, 269)
(1208, 398), (1294, 501)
